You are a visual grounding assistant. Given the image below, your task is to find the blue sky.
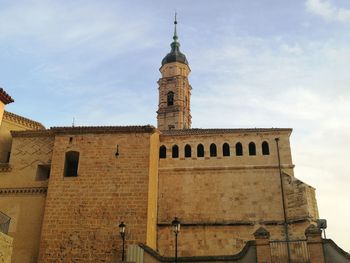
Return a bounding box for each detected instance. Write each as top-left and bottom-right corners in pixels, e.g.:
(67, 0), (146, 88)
(1, 0), (350, 252)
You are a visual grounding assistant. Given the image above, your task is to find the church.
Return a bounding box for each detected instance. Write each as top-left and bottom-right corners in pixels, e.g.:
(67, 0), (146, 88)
(0, 18), (349, 263)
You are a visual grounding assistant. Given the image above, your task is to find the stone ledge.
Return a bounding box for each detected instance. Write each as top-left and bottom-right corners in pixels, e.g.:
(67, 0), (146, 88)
(0, 187), (47, 195)
(159, 164), (295, 171)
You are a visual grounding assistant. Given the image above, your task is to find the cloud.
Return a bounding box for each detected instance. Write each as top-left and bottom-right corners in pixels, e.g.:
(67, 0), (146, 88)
(306, 0), (350, 22)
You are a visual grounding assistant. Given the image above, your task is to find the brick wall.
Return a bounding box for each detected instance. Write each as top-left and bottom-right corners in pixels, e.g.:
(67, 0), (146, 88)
(38, 131), (158, 263)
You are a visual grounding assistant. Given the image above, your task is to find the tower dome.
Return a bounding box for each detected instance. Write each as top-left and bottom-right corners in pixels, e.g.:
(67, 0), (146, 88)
(161, 14), (188, 66)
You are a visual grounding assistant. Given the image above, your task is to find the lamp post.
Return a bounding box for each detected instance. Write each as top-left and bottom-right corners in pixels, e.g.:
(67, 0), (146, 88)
(119, 221), (126, 261)
(172, 217), (181, 263)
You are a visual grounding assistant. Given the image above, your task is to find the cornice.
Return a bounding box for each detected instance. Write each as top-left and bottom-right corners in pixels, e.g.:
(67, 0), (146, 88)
(4, 111), (45, 130)
(0, 187), (47, 195)
(50, 125), (157, 135)
(0, 163), (11, 172)
(161, 128), (293, 136)
(159, 164), (295, 171)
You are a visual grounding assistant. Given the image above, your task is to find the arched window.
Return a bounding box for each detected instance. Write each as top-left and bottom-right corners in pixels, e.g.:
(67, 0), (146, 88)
(159, 145), (166, 159)
(223, 143), (230, 157)
(172, 145), (179, 158)
(185, 144), (191, 158)
(262, 141), (270, 155)
(249, 142), (256, 156)
(210, 143), (217, 157)
(197, 144), (204, 157)
(167, 91), (174, 106)
(64, 151), (79, 177)
(236, 142), (243, 156)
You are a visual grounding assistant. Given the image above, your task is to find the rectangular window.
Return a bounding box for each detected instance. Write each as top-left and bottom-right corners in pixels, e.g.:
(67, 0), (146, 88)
(36, 164), (51, 181)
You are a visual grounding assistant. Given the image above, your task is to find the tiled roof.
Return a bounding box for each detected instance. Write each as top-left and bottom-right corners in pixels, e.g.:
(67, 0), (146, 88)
(11, 125), (157, 137)
(161, 128), (292, 136)
(50, 125), (157, 134)
(0, 88), (14, 104)
(4, 111), (45, 130)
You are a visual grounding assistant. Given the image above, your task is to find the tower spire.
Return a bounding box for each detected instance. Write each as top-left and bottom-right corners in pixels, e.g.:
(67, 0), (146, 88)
(173, 11), (178, 42)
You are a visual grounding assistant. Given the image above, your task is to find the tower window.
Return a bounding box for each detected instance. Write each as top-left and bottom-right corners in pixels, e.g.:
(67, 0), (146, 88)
(236, 143), (243, 156)
(249, 142), (256, 156)
(185, 144), (191, 158)
(223, 143), (230, 157)
(64, 151), (79, 177)
(167, 91), (174, 106)
(159, 146), (166, 159)
(197, 144), (204, 157)
(172, 145), (179, 158)
(262, 141), (270, 155)
(210, 143), (217, 157)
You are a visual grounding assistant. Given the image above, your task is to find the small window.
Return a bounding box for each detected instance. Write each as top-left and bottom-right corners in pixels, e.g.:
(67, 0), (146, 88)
(223, 143), (230, 157)
(210, 143), (217, 157)
(236, 143), (243, 156)
(167, 91), (174, 106)
(36, 164), (51, 181)
(197, 144), (204, 157)
(172, 145), (179, 158)
(185, 144), (191, 158)
(6, 152), (11, 163)
(159, 146), (166, 159)
(249, 142), (256, 156)
(262, 141), (270, 155)
(64, 151), (79, 177)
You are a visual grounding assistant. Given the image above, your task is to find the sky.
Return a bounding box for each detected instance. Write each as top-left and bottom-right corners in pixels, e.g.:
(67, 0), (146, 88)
(0, 0), (349, 252)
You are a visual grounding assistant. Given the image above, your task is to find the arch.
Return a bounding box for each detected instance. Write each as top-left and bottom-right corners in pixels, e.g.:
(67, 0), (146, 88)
(223, 143), (230, 157)
(235, 142), (243, 156)
(197, 144), (204, 157)
(262, 141), (270, 155)
(210, 143), (217, 157)
(159, 145), (166, 159)
(64, 151), (80, 177)
(172, 145), (179, 158)
(185, 144), (192, 158)
(249, 142), (256, 156)
(167, 91), (174, 106)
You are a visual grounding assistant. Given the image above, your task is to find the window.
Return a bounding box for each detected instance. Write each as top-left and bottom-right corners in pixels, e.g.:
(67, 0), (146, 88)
(36, 164), (51, 181)
(223, 143), (230, 157)
(6, 152), (10, 163)
(159, 146), (166, 159)
(167, 91), (174, 106)
(236, 143), (243, 156)
(64, 151), (79, 177)
(197, 144), (204, 157)
(249, 142), (256, 156)
(210, 143), (217, 157)
(185, 144), (191, 158)
(262, 141), (270, 155)
(172, 145), (179, 158)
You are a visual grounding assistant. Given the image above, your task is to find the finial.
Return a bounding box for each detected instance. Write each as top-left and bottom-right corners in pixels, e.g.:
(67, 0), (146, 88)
(173, 11), (178, 42)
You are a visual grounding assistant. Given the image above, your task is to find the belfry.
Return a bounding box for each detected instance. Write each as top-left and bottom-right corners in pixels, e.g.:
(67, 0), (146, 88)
(157, 15), (192, 130)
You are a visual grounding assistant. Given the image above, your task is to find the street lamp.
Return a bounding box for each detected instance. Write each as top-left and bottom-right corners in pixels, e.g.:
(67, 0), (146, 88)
(119, 221), (126, 261)
(172, 217), (181, 263)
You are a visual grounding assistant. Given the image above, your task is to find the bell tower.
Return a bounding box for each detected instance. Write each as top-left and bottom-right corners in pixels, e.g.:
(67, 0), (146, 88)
(157, 14), (192, 130)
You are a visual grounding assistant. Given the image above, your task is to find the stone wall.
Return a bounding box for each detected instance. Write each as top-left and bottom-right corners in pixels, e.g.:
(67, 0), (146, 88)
(0, 112), (45, 163)
(38, 129), (158, 263)
(0, 133), (53, 263)
(157, 129), (317, 256)
(0, 232), (13, 263)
